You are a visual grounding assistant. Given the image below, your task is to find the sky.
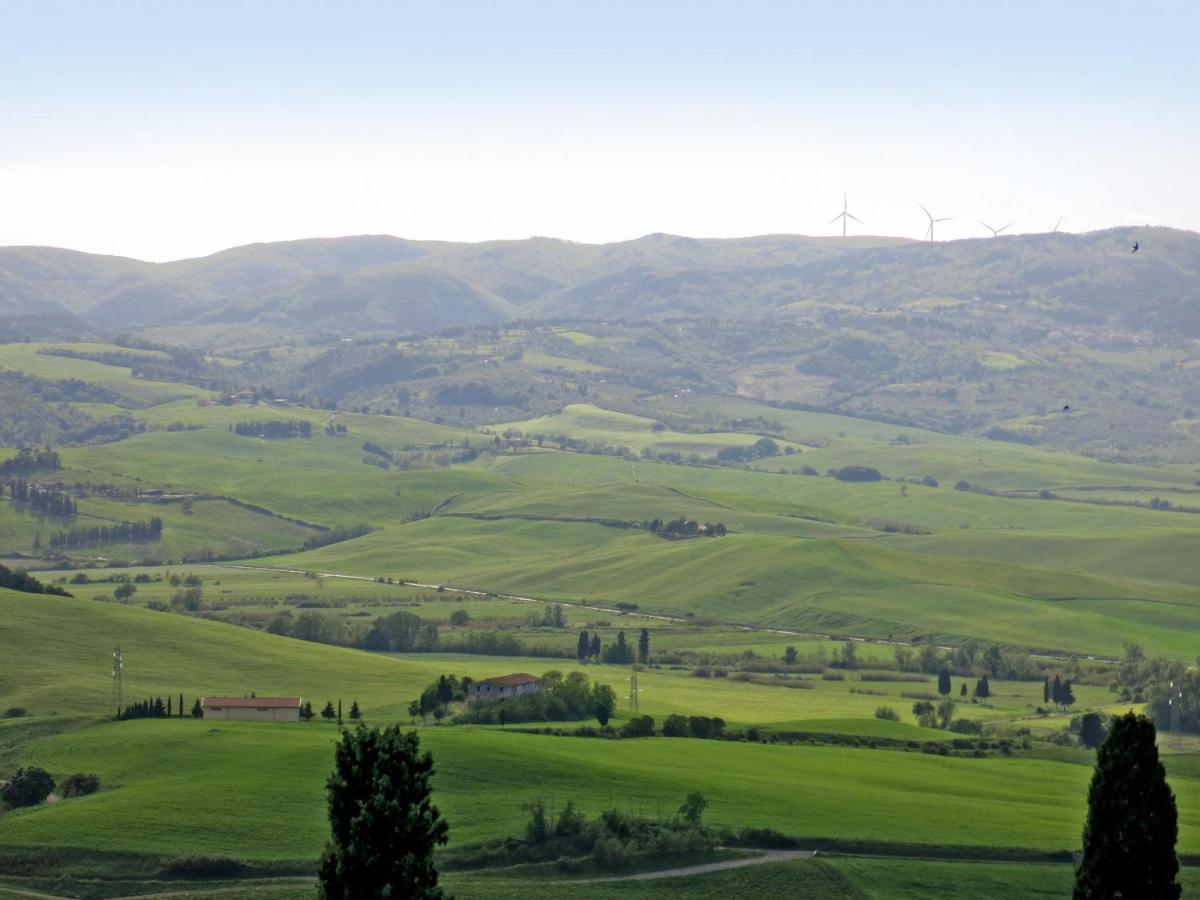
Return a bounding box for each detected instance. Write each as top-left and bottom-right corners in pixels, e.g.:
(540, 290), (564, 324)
(1, 0), (1198, 261)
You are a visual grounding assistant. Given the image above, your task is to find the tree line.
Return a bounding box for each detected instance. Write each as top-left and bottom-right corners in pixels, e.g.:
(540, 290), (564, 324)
(8, 477), (77, 517)
(576, 628), (650, 665)
(48, 516), (163, 549)
(231, 420), (313, 439)
(641, 517), (727, 538)
(117, 692), (196, 720)
(0, 447), (60, 476)
(0, 563), (70, 596)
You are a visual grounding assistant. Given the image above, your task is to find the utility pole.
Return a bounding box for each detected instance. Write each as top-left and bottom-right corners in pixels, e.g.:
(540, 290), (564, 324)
(1169, 680), (1183, 748)
(111, 646), (123, 718)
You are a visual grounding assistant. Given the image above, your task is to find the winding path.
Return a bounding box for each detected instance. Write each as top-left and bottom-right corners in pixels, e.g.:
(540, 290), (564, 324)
(563, 849), (813, 882)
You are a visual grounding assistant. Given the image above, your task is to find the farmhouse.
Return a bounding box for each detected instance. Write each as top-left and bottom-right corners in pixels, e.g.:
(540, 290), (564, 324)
(467, 673), (542, 704)
(202, 697), (302, 722)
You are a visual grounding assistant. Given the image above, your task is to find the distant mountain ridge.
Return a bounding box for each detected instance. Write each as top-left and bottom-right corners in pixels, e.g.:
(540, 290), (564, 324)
(1, 228), (1197, 338)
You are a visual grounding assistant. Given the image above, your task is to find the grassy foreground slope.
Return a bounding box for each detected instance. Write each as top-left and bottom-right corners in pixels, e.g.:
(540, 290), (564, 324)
(5, 719), (1198, 861)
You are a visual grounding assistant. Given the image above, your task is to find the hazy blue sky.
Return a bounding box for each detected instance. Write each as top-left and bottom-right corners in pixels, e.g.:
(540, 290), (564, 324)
(2, 1), (1197, 259)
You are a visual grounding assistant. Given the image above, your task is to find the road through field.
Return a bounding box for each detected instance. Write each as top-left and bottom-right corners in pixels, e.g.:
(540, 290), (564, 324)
(567, 849), (813, 882)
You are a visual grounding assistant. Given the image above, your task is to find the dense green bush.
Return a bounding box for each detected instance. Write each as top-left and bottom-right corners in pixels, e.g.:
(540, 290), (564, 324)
(59, 773), (101, 798)
(0, 767), (55, 808)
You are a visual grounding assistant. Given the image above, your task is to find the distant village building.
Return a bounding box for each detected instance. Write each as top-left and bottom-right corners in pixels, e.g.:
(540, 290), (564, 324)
(201, 697), (302, 722)
(467, 674), (542, 704)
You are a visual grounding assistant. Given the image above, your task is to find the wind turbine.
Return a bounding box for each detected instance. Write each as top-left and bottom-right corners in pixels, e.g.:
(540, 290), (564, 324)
(919, 204), (952, 242)
(979, 220), (1014, 237)
(827, 191), (862, 237)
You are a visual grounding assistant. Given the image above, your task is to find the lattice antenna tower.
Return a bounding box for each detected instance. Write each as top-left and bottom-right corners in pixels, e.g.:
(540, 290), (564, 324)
(111, 646), (124, 717)
(629, 669), (639, 712)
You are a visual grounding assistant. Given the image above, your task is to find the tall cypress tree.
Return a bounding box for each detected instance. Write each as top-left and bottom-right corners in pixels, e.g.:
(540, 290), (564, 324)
(577, 629), (590, 661)
(318, 725), (448, 899)
(937, 667), (952, 697)
(1074, 712), (1180, 899)
(638, 628), (650, 664)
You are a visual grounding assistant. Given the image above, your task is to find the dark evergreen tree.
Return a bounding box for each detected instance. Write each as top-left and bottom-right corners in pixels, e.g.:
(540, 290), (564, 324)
(318, 726), (448, 899)
(1062, 679), (1076, 709)
(179, 692), (185, 717)
(191, 698), (203, 718)
(577, 629), (590, 661)
(589, 634), (601, 659)
(349, 700), (361, 721)
(638, 628), (650, 664)
(167, 695), (172, 717)
(1043, 676), (1051, 705)
(321, 700), (336, 721)
(974, 675), (991, 700)
(1074, 712), (1180, 899)
(1079, 713), (1108, 750)
(960, 682), (968, 698)
(937, 668), (952, 697)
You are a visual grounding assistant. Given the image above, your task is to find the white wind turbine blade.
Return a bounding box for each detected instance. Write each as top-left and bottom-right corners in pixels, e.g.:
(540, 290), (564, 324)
(846, 212), (863, 224)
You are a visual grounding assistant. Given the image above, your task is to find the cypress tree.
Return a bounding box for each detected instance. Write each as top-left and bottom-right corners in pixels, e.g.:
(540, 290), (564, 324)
(1075, 712), (1180, 899)
(318, 726), (448, 899)
(577, 629), (590, 662)
(937, 667), (952, 697)
(1043, 676), (1051, 705)
(638, 628), (650, 664)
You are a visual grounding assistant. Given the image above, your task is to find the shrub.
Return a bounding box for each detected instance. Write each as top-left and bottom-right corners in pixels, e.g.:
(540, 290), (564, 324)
(620, 715), (655, 738)
(157, 855), (250, 879)
(0, 767), (55, 808)
(1, 707), (27, 719)
(834, 465), (883, 482)
(662, 713), (690, 737)
(948, 719), (984, 735)
(874, 706), (900, 721)
(59, 773), (101, 798)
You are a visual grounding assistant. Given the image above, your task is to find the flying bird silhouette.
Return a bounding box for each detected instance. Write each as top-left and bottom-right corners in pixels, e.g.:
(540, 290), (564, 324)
(1062, 405), (1071, 413)
(1131, 241), (1139, 253)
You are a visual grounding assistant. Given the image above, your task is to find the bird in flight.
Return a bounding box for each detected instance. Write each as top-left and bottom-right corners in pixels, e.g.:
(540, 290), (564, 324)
(1062, 405), (1071, 413)
(1131, 241), (1139, 253)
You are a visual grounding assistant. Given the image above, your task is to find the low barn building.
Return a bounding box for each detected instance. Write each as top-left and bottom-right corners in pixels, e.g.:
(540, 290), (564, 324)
(467, 674), (542, 704)
(202, 697), (302, 722)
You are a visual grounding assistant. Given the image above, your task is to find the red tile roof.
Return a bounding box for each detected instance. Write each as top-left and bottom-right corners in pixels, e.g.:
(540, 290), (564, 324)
(479, 673), (540, 688)
(202, 697), (301, 709)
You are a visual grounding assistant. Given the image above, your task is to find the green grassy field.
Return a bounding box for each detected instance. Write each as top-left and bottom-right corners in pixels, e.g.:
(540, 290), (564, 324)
(5, 589), (1111, 730)
(6, 718), (1198, 861)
